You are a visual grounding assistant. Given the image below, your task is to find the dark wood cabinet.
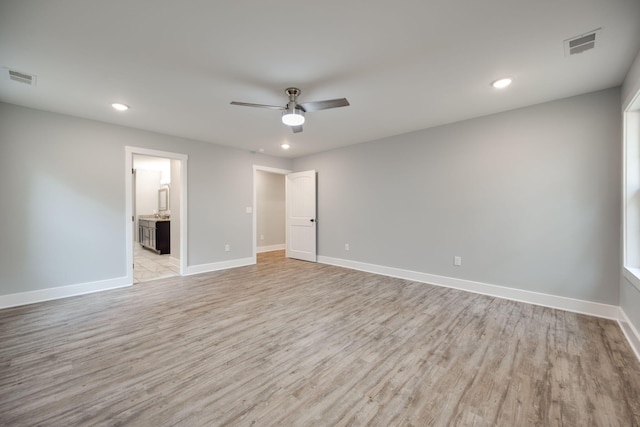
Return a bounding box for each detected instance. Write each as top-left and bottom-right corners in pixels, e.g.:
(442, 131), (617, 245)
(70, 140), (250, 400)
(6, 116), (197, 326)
(139, 219), (170, 254)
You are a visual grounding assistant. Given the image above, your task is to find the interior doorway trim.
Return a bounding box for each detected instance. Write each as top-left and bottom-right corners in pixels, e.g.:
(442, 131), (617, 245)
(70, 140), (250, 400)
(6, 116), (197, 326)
(126, 146), (188, 283)
(252, 165), (292, 263)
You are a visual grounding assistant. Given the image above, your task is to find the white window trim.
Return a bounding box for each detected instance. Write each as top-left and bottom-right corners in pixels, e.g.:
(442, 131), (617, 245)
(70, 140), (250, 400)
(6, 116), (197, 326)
(623, 90), (640, 292)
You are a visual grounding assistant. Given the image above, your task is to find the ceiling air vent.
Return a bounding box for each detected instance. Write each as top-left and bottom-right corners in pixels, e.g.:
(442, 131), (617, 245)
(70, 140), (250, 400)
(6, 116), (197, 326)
(564, 28), (601, 57)
(2, 68), (37, 86)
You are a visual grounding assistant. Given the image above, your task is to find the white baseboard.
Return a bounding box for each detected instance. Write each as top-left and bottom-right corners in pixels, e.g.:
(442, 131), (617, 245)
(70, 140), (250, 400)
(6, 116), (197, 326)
(0, 276), (132, 309)
(619, 308), (640, 362)
(318, 256), (621, 321)
(3, 255), (635, 362)
(185, 257), (254, 276)
(0, 256), (255, 309)
(256, 244), (285, 253)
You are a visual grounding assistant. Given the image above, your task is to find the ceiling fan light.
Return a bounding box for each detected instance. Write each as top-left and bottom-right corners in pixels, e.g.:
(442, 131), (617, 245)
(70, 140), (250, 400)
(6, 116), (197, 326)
(282, 108), (305, 126)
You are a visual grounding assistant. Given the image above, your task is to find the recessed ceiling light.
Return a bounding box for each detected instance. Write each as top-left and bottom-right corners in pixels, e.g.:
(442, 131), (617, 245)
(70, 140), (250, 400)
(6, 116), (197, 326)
(491, 78), (512, 89)
(281, 144), (290, 149)
(111, 103), (129, 111)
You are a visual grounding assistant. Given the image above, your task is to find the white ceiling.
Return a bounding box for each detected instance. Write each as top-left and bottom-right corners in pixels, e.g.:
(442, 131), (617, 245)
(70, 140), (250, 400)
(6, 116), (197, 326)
(1, 1), (639, 158)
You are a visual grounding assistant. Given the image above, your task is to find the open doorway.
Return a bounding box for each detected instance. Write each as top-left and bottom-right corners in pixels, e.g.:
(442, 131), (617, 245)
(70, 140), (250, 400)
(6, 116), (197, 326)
(253, 166), (290, 263)
(125, 147), (188, 285)
(133, 155), (179, 283)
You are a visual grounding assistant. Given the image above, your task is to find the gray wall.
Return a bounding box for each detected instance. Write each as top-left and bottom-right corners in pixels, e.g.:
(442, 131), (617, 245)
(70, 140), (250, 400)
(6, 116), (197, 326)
(294, 88), (622, 304)
(0, 102), (292, 295)
(256, 171), (285, 248)
(0, 85), (627, 308)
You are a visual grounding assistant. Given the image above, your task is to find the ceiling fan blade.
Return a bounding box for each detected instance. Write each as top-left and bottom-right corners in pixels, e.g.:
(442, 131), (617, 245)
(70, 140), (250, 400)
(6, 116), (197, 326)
(298, 98), (349, 112)
(230, 101), (285, 110)
(291, 125), (303, 133)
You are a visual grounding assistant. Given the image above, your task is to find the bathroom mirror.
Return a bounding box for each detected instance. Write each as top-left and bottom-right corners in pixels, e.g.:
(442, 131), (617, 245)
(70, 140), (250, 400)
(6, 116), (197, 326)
(158, 187), (169, 212)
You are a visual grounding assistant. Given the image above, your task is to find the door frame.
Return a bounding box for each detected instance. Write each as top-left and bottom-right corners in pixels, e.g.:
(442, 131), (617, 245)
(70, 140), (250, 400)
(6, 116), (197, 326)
(125, 146), (189, 283)
(252, 165), (292, 263)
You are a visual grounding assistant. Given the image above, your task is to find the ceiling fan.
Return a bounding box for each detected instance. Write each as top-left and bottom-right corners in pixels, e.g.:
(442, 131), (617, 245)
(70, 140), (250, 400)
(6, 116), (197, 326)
(230, 87), (349, 133)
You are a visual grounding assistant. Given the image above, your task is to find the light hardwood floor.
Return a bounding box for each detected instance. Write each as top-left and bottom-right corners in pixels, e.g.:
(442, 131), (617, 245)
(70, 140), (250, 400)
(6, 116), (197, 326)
(1, 251), (639, 426)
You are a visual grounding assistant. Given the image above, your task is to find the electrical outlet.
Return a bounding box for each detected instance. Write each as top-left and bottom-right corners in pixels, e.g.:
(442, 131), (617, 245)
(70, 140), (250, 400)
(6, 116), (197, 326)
(225, 244), (230, 252)
(454, 256), (462, 266)
(345, 243), (350, 251)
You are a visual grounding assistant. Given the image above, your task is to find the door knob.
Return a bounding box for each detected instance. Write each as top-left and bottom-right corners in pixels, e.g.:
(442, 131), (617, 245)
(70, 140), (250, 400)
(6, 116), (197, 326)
(310, 218), (315, 222)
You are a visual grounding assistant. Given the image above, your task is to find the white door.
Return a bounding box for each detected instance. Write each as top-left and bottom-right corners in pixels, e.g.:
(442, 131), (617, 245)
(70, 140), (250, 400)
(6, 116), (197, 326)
(286, 170), (317, 262)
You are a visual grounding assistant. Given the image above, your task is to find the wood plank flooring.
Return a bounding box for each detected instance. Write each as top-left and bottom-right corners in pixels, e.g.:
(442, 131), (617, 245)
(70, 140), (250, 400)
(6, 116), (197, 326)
(1, 251), (639, 426)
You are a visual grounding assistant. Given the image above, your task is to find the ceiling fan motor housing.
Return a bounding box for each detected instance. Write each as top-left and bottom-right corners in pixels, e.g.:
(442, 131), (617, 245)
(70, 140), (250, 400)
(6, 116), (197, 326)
(285, 87), (302, 101)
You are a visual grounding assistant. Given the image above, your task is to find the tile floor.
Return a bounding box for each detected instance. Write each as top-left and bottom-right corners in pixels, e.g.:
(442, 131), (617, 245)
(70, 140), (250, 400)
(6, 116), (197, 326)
(134, 244), (180, 284)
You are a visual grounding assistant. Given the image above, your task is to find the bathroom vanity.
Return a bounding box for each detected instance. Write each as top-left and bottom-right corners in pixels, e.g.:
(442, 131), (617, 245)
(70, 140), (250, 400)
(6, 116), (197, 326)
(139, 218), (170, 254)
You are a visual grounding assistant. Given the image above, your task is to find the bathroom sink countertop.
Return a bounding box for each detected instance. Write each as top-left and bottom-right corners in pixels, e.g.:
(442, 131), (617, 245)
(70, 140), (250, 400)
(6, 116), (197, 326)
(139, 215), (171, 221)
